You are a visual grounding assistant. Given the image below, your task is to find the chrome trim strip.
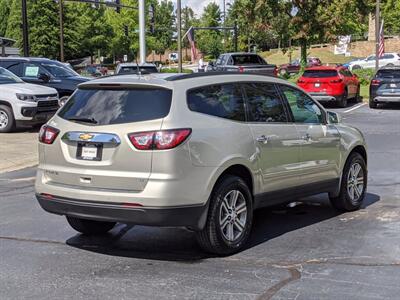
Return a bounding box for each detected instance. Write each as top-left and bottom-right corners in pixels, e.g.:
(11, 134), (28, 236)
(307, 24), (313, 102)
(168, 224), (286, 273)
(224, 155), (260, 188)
(61, 132), (121, 145)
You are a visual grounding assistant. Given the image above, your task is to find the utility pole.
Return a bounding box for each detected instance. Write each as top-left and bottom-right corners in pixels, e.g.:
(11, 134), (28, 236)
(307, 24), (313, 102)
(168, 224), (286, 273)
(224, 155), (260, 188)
(21, 0), (29, 57)
(59, 0), (65, 62)
(375, 0), (380, 70)
(139, 0), (146, 64)
(223, 0), (226, 51)
(177, 0), (182, 73)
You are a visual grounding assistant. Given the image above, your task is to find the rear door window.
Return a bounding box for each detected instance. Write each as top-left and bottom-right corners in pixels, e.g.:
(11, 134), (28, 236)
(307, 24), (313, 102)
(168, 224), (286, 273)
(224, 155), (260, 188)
(187, 84), (245, 121)
(243, 83), (288, 123)
(302, 70), (338, 78)
(58, 88), (172, 125)
(232, 55), (266, 65)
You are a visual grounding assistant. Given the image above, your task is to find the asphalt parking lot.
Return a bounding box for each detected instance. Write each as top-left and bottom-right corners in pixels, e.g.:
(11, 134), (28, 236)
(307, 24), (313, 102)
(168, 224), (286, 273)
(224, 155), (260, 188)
(1, 102), (400, 299)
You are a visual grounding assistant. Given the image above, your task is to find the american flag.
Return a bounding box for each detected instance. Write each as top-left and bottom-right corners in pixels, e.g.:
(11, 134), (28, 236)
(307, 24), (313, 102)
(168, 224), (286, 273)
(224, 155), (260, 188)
(187, 27), (197, 62)
(378, 20), (385, 58)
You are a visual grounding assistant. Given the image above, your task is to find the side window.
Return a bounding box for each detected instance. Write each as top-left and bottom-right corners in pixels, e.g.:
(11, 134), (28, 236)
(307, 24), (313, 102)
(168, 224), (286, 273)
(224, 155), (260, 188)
(220, 55), (227, 65)
(187, 84), (245, 121)
(216, 56), (223, 65)
(280, 85), (324, 124)
(243, 83), (288, 123)
(7, 63), (22, 76)
(383, 54), (394, 59)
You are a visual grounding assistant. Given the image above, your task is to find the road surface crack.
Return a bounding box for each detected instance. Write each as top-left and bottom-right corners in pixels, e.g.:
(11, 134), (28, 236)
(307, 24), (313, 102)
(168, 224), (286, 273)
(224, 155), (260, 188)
(0, 236), (64, 245)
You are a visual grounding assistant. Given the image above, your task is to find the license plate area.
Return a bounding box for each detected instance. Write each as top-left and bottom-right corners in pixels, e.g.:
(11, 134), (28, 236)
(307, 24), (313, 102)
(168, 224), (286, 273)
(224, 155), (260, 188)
(76, 142), (103, 161)
(314, 83), (321, 87)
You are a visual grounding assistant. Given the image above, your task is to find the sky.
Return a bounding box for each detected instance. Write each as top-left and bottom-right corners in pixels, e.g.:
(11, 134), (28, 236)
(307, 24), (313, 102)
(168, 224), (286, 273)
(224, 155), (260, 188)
(165, 0), (234, 17)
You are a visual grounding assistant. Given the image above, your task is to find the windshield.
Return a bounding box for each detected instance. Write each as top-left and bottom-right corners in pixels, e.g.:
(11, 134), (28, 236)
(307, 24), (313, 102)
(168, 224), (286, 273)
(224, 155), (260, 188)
(232, 55), (266, 65)
(302, 70), (338, 78)
(376, 70), (400, 79)
(118, 66), (158, 74)
(41, 62), (79, 77)
(0, 67), (23, 84)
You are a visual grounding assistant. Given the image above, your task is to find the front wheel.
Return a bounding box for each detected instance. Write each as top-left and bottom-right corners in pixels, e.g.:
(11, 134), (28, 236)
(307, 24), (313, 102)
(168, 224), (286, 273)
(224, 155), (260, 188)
(196, 175), (253, 255)
(66, 216), (116, 235)
(330, 152), (367, 211)
(0, 105), (15, 133)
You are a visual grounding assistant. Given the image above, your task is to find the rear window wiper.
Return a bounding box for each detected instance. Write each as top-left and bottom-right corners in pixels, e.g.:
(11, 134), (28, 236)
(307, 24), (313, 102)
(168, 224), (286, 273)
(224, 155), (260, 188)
(66, 117), (98, 124)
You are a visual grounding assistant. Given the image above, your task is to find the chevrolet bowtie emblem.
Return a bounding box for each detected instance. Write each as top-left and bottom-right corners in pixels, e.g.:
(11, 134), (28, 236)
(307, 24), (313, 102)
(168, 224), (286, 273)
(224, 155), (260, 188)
(79, 133), (94, 141)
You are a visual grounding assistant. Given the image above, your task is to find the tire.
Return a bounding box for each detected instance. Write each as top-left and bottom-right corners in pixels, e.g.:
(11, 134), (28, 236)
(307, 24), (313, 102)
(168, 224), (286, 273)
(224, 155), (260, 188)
(369, 99), (378, 109)
(355, 85), (362, 102)
(330, 152), (367, 212)
(386, 63), (394, 67)
(66, 216), (116, 235)
(0, 104), (15, 133)
(352, 65), (362, 70)
(338, 89), (348, 108)
(196, 175), (253, 255)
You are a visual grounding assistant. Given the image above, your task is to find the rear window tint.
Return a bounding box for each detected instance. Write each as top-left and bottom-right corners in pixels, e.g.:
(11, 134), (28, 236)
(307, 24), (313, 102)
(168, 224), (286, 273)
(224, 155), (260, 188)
(376, 70), (400, 79)
(232, 55), (266, 65)
(58, 88), (172, 125)
(187, 84), (245, 121)
(118, 66), (158, 74)
(302, 70), (338, 78)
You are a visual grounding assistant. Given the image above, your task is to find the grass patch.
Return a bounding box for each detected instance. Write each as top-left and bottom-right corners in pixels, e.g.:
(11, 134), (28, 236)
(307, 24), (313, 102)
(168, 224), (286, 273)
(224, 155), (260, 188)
(261, 48), (357, 65)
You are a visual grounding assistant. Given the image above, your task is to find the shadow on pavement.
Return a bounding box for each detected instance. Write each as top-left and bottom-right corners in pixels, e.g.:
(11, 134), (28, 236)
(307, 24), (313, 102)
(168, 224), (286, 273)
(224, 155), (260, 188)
(321, 99), (361, 109)
(66, 192), (380, 262)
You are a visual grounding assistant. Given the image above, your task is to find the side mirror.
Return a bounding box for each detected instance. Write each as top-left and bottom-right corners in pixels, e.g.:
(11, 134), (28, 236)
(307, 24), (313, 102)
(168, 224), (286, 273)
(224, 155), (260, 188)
(327, 111), (341, 124)
(38, 73), (50, 82)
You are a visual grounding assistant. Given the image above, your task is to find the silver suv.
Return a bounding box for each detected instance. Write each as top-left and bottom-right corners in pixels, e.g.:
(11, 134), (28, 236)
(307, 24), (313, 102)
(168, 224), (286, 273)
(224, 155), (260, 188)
(35, 73), (368, 255)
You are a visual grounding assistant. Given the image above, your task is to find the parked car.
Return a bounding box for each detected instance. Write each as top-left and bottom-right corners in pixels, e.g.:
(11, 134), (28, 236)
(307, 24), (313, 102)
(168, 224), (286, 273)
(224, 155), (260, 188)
(278, 57), (322, 76)
(115, 63), (158, 75)
(369, 66), (400, 108)
(0, 67), (59, 133)
(0, 57), (90, 106)
(297, 66), (360, 107)
(348, 53), (400, 71)
(208, 53), (277, 76)
(35, 72), (367, 255)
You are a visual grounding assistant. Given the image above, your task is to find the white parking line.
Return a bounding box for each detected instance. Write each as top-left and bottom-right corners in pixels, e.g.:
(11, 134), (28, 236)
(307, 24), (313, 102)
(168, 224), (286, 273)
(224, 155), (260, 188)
(344, 103), (366, 114)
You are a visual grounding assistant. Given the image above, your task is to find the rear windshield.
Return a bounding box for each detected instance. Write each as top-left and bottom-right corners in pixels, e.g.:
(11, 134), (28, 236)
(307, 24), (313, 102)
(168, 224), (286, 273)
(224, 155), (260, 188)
(58, 88), (172, 125)
(376, 70), (400, 79)
(232, 55), (266, 65)
(118, 66), (158, 74)
(302, 70), (338, 78)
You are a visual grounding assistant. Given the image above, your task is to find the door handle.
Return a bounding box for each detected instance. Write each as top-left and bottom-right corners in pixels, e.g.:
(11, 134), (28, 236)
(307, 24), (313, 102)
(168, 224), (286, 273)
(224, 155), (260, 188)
(256, 135), (271, 144)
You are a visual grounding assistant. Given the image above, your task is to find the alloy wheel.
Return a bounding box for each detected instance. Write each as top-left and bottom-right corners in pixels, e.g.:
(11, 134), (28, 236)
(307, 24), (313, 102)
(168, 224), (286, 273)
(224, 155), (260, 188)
(347, 162), (364, 204)
(219, 190), (247, 242)
(0, 110), (9, 129)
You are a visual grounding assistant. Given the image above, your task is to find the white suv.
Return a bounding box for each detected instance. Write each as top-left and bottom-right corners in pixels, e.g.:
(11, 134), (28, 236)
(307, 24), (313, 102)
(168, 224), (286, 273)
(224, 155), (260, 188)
(35, 73), (367, 255)
(0, 67), (59, 132)
(349, 53), (400, 70)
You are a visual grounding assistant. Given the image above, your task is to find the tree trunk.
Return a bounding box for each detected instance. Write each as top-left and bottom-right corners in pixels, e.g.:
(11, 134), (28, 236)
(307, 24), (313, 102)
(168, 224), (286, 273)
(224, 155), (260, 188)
(300, 39), (307, 67)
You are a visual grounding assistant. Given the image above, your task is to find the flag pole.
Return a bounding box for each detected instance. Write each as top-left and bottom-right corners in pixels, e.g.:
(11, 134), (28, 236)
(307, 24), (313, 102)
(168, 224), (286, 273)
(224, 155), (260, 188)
(375, 0), (380, 70)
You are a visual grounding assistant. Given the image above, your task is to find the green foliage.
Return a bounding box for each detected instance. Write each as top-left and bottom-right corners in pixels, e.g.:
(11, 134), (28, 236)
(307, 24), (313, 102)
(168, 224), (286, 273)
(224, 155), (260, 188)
(161, 68), (193, 73)
(0, 0), (11, 37)
(353, 69), (375, 86)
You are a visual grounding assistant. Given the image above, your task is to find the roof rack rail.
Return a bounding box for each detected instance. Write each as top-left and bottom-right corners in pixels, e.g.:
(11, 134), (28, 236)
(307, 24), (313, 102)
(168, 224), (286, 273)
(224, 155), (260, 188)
(165, 71), (276, 81)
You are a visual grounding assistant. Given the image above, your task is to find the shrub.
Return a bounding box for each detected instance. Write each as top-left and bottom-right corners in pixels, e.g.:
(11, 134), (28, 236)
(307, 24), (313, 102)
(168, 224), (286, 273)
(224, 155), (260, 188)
(161, 68), (193, 74)
(352, 69), (375, 86)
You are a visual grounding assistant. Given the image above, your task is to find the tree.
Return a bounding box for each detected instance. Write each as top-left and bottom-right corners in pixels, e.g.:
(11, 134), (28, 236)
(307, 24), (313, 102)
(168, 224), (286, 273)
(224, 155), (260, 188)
(382, 0), (400, 34)
(197, 2), (222, 58)
(5, 0), (22, 48)
(0, 0), (11, 37)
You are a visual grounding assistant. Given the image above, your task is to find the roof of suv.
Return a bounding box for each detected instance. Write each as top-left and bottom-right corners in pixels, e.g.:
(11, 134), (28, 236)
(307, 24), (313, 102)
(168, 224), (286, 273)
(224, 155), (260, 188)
(0, 56), (57, 63)
(78, 72), (289, 89)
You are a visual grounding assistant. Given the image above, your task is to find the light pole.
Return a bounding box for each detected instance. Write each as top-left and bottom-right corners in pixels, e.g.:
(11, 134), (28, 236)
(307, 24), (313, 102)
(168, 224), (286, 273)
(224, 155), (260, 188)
(21, 0), (29, 57)
(375, 0), (380, 70)
(139, 0), (146, 64)
(177, 0), (182, 73)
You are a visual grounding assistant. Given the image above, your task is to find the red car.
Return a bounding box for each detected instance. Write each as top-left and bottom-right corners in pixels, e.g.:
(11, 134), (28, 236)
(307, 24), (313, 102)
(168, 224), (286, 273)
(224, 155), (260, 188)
(279, 57), (321, 76)
(297, 66), (361, 107)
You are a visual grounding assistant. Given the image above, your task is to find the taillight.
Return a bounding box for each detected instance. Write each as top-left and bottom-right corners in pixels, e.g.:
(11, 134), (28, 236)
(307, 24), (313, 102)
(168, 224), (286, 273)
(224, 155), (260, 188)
(330, 78), (343, 83)
(39, 125), (60, 144)
(238, 66), (244, 73)
(128, 128), (191, 150)
(371, 79), (381, 86)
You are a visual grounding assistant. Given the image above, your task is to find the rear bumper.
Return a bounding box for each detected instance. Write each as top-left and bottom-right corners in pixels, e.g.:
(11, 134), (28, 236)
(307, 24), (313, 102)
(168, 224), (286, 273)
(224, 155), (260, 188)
(36, 193), (208, 230)
(309, 93), (340, 102)
(373, 95), (400, 102)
